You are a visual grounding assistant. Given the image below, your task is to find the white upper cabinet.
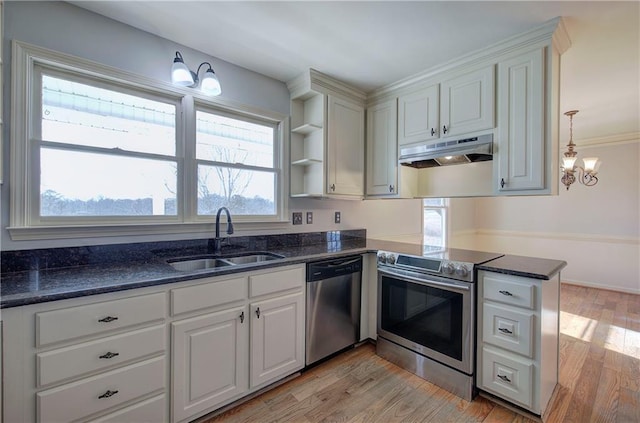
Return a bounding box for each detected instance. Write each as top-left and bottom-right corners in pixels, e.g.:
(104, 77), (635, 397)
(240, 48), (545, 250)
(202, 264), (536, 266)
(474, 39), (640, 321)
(397, 66), (495, 147)
(440, 66), (495, 137)
(397, 85), (439, 145)
(288, 69), (366, 198)
(366, 99), (398, 196)
(327, 95), (365, 196)
(495, 48), (545, 193)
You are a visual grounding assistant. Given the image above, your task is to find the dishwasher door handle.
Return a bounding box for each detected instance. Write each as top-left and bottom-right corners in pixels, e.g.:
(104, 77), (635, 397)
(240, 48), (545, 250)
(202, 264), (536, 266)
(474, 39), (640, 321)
(315, 257), (362, 269)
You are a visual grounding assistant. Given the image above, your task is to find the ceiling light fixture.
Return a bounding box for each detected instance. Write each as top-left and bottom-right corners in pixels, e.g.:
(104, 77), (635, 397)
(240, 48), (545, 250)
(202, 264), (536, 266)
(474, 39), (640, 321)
(171, 51), (221, 96)
(561, 110), (600, 190)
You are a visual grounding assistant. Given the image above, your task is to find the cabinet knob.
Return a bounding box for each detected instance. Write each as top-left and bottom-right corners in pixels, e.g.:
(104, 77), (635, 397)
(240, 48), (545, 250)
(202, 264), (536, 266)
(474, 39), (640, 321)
(239, 311), (245, 324)
(500, 178), (505, 189)
(98, 316), (119, 323)
(330, 184), (336, 192)
(99, 351), (120, 360)
(443, 125), (448, 134)
(98, 390), (119, 399)
(497, 374), (512, 383)
(498, 290), (513, 296)
(255, 307), (261, 319)
(389, 185), (394, 193)
(430, 128), (436, 136)
(498, 327), (513, 335)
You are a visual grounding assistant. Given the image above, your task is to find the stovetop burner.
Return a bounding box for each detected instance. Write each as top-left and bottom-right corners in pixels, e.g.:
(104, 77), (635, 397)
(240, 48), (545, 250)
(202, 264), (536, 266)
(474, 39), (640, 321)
(377, 247), (503, 283)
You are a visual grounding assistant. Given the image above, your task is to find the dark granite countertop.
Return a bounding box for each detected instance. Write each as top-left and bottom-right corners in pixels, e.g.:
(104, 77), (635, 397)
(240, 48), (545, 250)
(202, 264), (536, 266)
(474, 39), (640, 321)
(1, 231), (567, 309)
(477, 254), (567, 280)
(1, 234), (372, 309)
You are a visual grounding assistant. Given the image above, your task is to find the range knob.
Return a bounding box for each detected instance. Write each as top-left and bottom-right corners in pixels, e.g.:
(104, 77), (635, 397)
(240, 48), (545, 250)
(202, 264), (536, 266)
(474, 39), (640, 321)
(386, 254), (396, 265)
(377, 253), (387, 264)
(442, 262), (455, 274)
(455, 264), (470, 277)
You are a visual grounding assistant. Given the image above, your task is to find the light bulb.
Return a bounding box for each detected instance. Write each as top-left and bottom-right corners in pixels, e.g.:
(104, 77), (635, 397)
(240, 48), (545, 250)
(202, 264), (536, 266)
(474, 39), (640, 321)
(201, 69), (222, 96)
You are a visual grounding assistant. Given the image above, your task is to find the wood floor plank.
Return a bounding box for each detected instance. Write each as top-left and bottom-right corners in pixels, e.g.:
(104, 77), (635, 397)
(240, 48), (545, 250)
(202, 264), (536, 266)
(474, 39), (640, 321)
(589, 366), (621, 423)
(617, 387), (640, 423)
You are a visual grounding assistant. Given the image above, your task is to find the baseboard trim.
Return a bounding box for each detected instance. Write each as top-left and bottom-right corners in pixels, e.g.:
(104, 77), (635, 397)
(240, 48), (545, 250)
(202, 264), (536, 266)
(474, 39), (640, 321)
(561, 279), (640, 295)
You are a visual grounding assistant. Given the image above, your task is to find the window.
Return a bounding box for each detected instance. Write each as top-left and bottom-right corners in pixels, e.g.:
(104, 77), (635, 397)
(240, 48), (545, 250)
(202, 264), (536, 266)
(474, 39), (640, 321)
(9, 42), (287, 239)
(195, 109), (279, 217)
(423, 198), (448, 249)
(37, 70), (179, 219)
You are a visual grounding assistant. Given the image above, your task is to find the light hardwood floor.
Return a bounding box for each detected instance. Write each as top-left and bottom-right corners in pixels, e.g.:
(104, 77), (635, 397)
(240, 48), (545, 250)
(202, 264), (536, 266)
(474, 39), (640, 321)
(205, 284), (640, 423)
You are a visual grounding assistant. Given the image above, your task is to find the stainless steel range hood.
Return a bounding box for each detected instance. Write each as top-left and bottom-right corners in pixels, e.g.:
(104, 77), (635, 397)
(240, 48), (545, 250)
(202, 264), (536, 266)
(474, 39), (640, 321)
(399, 134), (493, 168)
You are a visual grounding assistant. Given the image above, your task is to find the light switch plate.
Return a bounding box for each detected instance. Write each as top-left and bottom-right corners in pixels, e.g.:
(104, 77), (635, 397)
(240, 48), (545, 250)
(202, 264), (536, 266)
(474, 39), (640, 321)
(334, 211), (341, 224)
(292, 212), (303, 225)
(306, 212), (313, 224)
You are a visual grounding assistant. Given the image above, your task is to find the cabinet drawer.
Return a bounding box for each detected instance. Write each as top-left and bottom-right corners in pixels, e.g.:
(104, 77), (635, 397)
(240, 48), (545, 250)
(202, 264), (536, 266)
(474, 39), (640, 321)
(249, 266), (304, 297)
(36, 293), (166, 347)
(483, 304), (534, 357)
(483, 274), (535, 309)
(37, 325), (165, 387)
(481, 347), (534, 408)
(88, 394), (166, 423)
(37, 356), (165, 423)
(171, 276), (247, 316)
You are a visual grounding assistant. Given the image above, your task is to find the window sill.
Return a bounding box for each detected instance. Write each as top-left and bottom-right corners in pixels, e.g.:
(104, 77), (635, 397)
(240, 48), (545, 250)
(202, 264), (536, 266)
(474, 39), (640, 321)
(7, 220), (291, 242)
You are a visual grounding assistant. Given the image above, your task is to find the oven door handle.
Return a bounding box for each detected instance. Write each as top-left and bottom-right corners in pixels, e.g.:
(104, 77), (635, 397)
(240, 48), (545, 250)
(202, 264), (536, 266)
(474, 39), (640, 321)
(377, 268), (470, 291)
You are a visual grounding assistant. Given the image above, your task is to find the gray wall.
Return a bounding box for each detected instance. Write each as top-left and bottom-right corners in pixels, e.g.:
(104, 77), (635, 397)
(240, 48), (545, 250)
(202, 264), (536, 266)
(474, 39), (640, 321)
(1, 1), (291, 250)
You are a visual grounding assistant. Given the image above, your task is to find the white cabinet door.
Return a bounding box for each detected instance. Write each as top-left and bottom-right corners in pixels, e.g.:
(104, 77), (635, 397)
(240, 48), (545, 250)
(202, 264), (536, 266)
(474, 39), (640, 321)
(397, 84), (439, 145)
(326, 95), (365, 196)
(172, 306), (248, 423)
(440, 66), (494, 137)
(366, 99), (398, 196)
(496, 49), (545, 192)
(250, 292), (304, 388)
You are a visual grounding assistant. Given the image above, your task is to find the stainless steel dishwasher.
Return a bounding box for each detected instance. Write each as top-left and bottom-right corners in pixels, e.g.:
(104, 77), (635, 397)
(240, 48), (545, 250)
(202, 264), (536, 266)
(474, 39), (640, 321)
(306, 255), (362, 365)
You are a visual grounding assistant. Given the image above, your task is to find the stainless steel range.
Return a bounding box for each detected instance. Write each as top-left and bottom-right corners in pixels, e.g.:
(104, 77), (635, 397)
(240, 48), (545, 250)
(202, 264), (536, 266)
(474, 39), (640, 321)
(376, 247), (503, 401)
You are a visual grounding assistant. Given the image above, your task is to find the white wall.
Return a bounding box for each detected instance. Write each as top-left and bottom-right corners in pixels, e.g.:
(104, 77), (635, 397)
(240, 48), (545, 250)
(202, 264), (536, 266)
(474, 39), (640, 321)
(450, 141), (640, 294)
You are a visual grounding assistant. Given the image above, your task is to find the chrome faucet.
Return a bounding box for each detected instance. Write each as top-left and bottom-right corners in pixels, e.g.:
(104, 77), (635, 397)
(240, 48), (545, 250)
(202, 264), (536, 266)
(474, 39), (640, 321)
(212, 207), (234, 253)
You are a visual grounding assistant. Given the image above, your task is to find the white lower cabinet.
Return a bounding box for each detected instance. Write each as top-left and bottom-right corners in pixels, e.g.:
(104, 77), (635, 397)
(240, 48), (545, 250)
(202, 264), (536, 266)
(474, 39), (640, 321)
(170, 265), (306, 423)
(2, 290), (168, 423)
(250, 292), (305, 388)
(477, 270), (560, 416)
(171, 306), (249, 423)
(2, 264), (306, 423)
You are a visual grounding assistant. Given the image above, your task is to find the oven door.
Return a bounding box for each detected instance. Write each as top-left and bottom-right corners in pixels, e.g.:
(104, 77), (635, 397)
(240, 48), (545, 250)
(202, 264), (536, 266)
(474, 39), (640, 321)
(377, 267), (474, 375)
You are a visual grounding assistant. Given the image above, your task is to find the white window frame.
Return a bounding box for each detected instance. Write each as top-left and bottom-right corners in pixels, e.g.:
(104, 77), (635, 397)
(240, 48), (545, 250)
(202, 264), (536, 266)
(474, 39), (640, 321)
(423, 198), (448, 249)
(190, 102), (284, 223)
(8, 41), (288, 241)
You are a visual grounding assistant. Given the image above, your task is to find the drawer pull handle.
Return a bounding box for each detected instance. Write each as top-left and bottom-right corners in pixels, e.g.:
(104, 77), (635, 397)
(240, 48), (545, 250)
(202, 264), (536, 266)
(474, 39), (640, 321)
(256, 307), (261, 319)
(98, 390), (119, 399)
(498, 290), (513, 297)
(497, 374), (511, 383)
(498, 328), (513, 335)
(98, 316), (119, 323)
(239, 311), (245, 324)
(99, 352), (120, 359)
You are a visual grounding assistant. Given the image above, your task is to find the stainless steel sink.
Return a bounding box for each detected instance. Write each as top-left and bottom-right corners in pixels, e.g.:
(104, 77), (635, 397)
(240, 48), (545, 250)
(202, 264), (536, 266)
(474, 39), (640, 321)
(221, 253), (283, 265)
(168, 258), (234, 272)
(168, 251), (284, 272)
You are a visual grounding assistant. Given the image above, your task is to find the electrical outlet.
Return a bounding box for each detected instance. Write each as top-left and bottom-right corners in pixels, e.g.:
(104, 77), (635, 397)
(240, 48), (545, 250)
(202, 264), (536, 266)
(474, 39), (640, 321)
(306, 212), (313, 224)
(334, 211), (341, 224)
(292, 212), (303, 225)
